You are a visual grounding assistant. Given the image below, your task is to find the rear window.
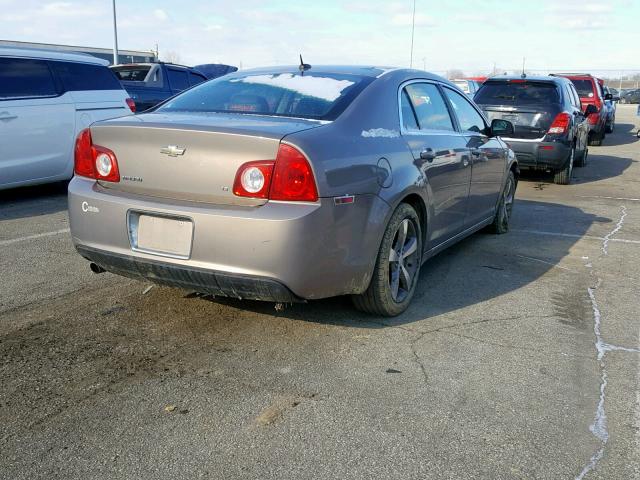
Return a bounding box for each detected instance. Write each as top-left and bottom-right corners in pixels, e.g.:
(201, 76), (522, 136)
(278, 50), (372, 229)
(569, 79), (595, 98)
(0, 58), (57, 99)
(475, 81), (560, 105)
(158, 71), (374, 121)
(112, 66), (152, 81)
(51, 61), (122, 91)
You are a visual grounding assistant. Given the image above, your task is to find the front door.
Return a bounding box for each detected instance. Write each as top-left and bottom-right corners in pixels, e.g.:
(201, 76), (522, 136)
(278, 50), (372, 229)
(400, 82), (472, 249)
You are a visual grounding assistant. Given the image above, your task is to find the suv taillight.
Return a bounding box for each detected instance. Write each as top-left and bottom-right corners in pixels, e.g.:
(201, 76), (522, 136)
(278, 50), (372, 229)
(74, 128), (120, 182)
(548, 112), (571, 135)
(233, 143), (318, 202)
(126, 98), (136, 113)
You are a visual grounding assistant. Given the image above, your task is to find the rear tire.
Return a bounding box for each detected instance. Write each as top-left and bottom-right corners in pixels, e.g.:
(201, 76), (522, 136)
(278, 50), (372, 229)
(553, 148), (574, 185)
(352, 203), (422, 317)
(588, 130), (603, 147)
(605, 118), (614, 134)
(487, 171), (516, 234)
(575, 146), (588, 167)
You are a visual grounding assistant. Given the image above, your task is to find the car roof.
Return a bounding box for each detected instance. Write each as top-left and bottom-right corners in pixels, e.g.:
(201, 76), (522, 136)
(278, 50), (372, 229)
(551, 73), (596, 80)
(483, 75), (568, 85)
(0, 46), (109, 66)
(223, 65), (459, 89)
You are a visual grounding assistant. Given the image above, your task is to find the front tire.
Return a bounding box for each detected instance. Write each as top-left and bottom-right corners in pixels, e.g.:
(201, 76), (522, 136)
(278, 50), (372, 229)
(575, 145), (588, 167)
(553, 147), (574, 185)
(487, 170), (516, 234)
(353, 203), (422, 317)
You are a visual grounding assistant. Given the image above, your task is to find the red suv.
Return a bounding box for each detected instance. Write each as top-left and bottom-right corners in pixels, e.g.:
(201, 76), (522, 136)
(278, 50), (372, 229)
(551, 74), (607, 146)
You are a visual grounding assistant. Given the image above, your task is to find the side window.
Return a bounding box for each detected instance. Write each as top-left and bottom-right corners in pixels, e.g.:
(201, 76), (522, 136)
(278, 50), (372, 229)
(189, 72), (207, 86)
(400, 89), (419, 130)
(443, 88), (487, 134)
(167, 68), (189, 91)
(0, 58), (57, 99)
(570, 85), (581, 107)
(404, 82), (455, 131)
(51, 61), (122, 91)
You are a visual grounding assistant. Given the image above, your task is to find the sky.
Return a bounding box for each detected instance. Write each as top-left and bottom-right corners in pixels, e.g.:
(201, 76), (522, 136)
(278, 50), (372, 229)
(0, 0), (638, 75)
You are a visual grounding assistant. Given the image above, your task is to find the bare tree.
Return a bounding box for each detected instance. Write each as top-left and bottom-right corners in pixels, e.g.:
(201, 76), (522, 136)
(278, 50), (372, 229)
(163, 51), (182, 64)
(447, 69), (465, 79)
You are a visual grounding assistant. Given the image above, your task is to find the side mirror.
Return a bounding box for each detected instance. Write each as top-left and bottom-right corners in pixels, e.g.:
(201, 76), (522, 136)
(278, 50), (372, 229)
(605, 93), (613, 101)
(490, 118), (514, 137)
(584, 104), (599, 116)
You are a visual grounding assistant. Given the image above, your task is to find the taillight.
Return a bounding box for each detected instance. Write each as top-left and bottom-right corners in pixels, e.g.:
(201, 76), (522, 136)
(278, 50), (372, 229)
(73, 128), (120, 182)
(548, 112), (571, 135)
(233, 161), (275, 198)
(126, 98), (136, 113)
(232, 143), (318, 202)
(270, 144), (318, 202)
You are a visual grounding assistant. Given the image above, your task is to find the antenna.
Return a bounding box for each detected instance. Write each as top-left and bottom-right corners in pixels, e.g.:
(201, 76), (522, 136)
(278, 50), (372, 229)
(521, 57), (527, 78)
(299, 54), (311, 75)
(409, 0), (416, 68)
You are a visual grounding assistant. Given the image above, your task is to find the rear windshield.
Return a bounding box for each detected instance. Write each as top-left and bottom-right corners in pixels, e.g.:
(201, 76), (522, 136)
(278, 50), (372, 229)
(569, 79), (595, 98)
(474, 81), (560, 105)
(157, 71), (374, 120)
(112, 66), (152, 82)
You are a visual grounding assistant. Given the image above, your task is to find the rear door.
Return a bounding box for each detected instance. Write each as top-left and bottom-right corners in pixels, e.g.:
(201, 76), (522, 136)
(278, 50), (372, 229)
(400, 81), (471, 247)
(0, 57), (74, 188)
(167, 67), (190, 94)
(443, 86), (505, 226)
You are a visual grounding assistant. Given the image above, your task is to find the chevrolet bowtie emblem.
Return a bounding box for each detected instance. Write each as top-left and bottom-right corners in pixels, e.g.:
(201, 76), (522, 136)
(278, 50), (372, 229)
(160, 145), (186, 157)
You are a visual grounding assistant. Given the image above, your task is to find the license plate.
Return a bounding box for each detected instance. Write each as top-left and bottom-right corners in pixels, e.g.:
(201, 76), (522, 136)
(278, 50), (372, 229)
(134, 214), (193, 258)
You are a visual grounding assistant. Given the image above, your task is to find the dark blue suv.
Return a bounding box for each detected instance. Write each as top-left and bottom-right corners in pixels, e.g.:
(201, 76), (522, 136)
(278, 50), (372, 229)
(474, 76), (595, 185)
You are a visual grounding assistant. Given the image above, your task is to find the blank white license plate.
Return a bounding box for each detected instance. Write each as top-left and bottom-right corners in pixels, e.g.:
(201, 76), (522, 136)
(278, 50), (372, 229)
(136, 215), (193, 258)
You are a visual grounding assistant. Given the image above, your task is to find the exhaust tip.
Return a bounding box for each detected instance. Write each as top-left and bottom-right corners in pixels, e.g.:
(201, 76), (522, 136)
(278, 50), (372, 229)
(90, 262), (106, 274)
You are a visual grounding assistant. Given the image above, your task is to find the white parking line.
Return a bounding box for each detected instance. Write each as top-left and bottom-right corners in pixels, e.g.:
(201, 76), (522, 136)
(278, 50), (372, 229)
(577, 195), (640, 202)
(0, 228), (70, 247)
(510, 229), (640, 245)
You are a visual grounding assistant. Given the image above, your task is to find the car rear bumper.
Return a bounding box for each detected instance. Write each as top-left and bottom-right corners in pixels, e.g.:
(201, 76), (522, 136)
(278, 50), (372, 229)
(68, 177), (389, 301)
(502, 138), (571, 170)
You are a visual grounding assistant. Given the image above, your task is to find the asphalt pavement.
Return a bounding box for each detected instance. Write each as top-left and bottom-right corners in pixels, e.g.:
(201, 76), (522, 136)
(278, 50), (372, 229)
(1, 105), (639, 479)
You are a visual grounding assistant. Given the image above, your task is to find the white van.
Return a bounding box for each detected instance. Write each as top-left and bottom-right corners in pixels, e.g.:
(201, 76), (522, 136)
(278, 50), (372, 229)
(0, 47), (134, 190)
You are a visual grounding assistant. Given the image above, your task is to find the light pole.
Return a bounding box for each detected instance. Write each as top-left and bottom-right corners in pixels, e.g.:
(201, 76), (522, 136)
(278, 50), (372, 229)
(112, 0), (119, 65)
(409, 0), (416, 68)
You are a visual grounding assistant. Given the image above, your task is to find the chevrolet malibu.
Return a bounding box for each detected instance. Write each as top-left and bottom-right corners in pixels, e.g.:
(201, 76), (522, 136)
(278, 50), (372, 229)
(69, 66), (518, 316)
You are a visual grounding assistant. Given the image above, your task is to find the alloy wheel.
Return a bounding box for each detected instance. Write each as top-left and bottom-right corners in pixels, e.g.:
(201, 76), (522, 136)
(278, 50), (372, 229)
(388, 219), (419, 303)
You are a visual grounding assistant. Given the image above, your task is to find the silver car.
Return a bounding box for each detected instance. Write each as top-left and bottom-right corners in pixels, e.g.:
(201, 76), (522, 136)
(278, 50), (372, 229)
(68, 66), (518, 316)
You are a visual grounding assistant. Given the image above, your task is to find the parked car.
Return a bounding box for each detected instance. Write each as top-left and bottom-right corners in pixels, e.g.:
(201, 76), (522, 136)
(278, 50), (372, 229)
(452, 78), (482, 97)
(620, 89), (640, 104)
(68, 66), (518, 316)
(474, 75), (591, 185)
(110, 62), (209, 111)
(551, 73), (607, 146)
(602, 85), (617, 133)
(0, 47), (134, 191)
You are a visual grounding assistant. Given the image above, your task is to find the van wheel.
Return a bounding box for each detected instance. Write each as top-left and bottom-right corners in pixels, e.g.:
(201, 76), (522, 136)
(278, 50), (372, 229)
(352, 203), (422, 317)
(588, 131), (603, 147)
(554, 148), (574, 185)
(575, 146), (588, 167)
(487, 171), (516, 234)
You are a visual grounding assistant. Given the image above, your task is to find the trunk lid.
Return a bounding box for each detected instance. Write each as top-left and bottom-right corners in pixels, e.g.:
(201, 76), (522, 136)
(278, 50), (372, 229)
(482, 104), (561, 139)
(90, 112), (325, 205)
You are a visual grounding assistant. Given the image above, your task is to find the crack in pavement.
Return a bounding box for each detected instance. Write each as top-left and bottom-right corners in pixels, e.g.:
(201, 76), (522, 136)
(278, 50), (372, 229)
(576, 205), (640, 480)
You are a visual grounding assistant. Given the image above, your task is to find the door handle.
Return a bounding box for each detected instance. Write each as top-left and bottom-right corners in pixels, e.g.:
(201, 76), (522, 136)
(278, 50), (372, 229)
(419, 148), (436, 162)
(0, 112), (17, 121)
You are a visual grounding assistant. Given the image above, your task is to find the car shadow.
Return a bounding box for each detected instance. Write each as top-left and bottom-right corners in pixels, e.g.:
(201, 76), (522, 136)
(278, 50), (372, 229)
(517, 154), (635, 186)
(198, 199), (610, 328)
(601, 122), (639, 147)
(0, 181), (68, 221)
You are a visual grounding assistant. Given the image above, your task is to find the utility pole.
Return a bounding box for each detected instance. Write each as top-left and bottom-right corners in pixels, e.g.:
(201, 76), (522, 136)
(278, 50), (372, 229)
(409, 0), (416, 68)
(112, 0), (119, 65)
